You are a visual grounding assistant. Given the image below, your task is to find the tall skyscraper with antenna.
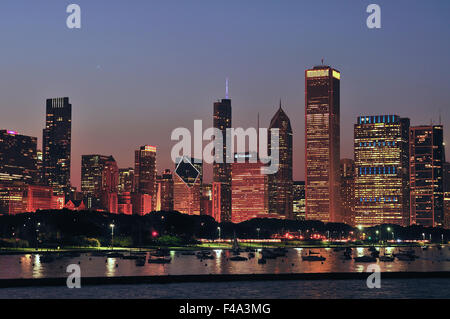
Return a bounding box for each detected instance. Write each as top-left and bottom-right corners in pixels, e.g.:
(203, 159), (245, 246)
(212, 80), (232, 222)
(305, 65), (341, 223)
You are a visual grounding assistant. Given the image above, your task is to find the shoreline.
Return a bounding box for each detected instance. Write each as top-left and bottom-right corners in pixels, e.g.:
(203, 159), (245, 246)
(1, 272), (450, 288)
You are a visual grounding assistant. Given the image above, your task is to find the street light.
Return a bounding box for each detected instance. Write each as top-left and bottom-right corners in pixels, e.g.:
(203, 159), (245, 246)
(256, 228), (260, 240)
(110, 223), (115, 250)
(217, 226), (221, 241)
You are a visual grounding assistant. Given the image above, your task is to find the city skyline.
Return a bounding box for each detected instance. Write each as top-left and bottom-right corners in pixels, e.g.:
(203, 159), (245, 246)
(1, 1), (450, 190)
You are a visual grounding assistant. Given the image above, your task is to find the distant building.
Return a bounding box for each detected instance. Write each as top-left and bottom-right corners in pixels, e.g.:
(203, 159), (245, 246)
(131, 193), (152, 216)
(118, 192), (133, 215)
(135, 145), (157, 210)
(173, 157), (202, 215)
(443, 162), (450, 229)
(118, 168), (134, 194)
(354, 115), (410, 227)
(268, 102), (293, 219)
(65, 200), (86, 211)
(0, 183), (63, 215)
(0, 130), (38, 184)
(231, 153), (269, 223)
(156, 169), (174, 211)
(42, 97), (72, 195)
(212, 182), (222, 222)
(305, 65), (341, 223)
(409, 125), (445, 227)
(81, 155), (118, 212)
(201, 183), (212, 216)
(292, 181), (306, 220)
(340, 159), (355, 226)
(213, 98), (232, 222)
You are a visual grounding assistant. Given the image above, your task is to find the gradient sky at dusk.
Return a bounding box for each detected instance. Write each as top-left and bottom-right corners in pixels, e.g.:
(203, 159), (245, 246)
(1, 0), (450, 189)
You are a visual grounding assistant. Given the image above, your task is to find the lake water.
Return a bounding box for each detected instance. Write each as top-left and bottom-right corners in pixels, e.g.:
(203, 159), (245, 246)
(0, 246), (449, 279)
(1, 279), (450, 299)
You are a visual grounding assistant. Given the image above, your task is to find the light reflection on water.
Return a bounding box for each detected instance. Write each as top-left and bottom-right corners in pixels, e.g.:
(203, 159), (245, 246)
(0, 246), (448, 279)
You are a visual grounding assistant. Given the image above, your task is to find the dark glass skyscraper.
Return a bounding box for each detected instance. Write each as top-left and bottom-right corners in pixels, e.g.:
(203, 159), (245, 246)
(305, 65), (341, 222)
(213, 98), (232, 222)
(268, 102), (293, 219)
(340, 158), (355, 226)
(354, 115), (410, 227)
(42, 97), (72, 195)
(0, 130), (38, 184)
(409, 125), (445, 227)
(81, 154), (119, 211)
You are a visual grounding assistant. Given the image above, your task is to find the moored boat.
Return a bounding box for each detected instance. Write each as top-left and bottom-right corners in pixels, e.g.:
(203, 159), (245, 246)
(354, 255), (377, 263)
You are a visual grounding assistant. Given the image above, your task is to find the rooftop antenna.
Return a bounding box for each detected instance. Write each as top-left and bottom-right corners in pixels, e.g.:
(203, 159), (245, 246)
(225, 77), (229, 99)
(321, 58), (324, 65)
(279, 98), (282, 109)
(439, 108), (442, 125)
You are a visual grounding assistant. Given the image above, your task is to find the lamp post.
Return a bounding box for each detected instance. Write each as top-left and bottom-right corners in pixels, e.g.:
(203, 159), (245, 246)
(217, 226), (221, 241)
(110, 223), (115, 250)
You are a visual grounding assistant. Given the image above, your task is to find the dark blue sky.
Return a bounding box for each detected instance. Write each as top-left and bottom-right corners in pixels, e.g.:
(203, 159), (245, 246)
(1, 0), (449, 188)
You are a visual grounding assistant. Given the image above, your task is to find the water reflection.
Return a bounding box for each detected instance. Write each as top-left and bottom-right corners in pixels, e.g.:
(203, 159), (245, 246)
(0, 246), (448, 280)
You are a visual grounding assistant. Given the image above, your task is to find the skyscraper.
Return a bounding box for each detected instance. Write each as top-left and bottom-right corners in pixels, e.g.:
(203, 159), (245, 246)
(134, 145), (157, 210)
(292, 181), (306, 220)
(354, 115), (410, 227)
(340, 158), (356, 226)
(0, 130), (38, 184)
(42, 97), (72, 195)
(409, 125), (445, 227)
(118, 168), (134, 194)
(213, 97), (232, 223)
(173, 157), (202, 215)
(268, 102), (293, 219)
(231, 152), (269, 223)
(305, 65), (341, 222)
(156, 169), (174, 211)
(443, 162), (450, 229)
(81, 155), (119, 212)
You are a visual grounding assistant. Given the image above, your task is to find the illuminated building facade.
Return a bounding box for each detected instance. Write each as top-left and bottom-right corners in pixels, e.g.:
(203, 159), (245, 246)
(118, 168), (134, 194)
(81, 155), (119, 212)
(118, 192), (133, 215)
(305, 65), (341, 223)
(292, 181), (306, 220)
(0, 183), (63, 215)
(173, 157), (202, 215)
(156, 169), (174, 211)
(212, 182), (222, 222)
(201, 183), (212, 216)
(42, 97), (72, 195)
(444, 162), (450, 229)
(131, 193), (152, 216)
(0, 130), (38, 184)
(134, 145), (157, 210)
(354, 115), (410, 227)
(409, 125), (445, 227)
(340, 158), (356, 226)
(268, 103), (293, 219)
(213, 98), (232, 222)
(231, 153), (269, 223)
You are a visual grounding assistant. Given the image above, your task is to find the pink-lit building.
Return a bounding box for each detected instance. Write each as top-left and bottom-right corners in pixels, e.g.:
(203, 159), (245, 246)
(231, 153), (269, 224)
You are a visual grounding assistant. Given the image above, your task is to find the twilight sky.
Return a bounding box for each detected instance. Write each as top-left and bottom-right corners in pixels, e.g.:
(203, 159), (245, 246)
(1, 0), (450, 190)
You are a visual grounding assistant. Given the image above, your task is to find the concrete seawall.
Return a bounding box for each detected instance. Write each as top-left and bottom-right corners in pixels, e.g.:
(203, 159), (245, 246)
(1, 272), (450, 288)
